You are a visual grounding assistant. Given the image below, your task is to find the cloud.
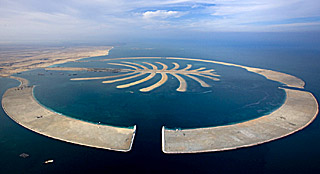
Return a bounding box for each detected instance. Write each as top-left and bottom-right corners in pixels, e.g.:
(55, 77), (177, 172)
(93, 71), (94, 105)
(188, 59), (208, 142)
(142, 10), (185, 19)
(208, 0), (320, 25)
(0, 0), (319, 42)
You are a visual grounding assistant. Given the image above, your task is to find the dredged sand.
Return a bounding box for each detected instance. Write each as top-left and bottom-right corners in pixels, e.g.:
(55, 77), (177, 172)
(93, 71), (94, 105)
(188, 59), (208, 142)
(162, 88), (318, 153)
(162, 57), (318, 153)
(45, 67), (131, 73)
(117, 73), (156, 89)
(2, 56), (318, 153)
(69, 61), (218, 92)
(98, 57), (304, 89)
(2, 77), (136, 152)
(166, 57), (305, 89)
(170, 73), (187, 92)
(140, 72), (168, 92)
(90, 57), (317, 153)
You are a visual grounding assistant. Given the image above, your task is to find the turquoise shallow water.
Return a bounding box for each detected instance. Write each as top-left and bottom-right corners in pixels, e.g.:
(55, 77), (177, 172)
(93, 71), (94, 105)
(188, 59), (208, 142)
(21, 58), (285, 128)
(0, 42), (319, 174)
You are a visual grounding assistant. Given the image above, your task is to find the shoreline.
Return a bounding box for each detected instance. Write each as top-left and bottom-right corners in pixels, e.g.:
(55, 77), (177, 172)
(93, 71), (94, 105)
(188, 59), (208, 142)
(163, 88), (318, 153)
(82, 57), (318, 153)
(98, 57), (304, 89)
(2, 76), (136, 152)
(0, 46), (113, 77)
(1, 56), (318, 153)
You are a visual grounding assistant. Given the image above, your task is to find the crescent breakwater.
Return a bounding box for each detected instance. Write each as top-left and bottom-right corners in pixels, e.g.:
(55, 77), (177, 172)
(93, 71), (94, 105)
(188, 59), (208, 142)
(162, 57), (318, 153)
(1, 56), (318, 153)
(165, 57), (305, 89)
(163, 88), (318, 153)
(85, 57), (317, 153)
(2, 76), (136, 152)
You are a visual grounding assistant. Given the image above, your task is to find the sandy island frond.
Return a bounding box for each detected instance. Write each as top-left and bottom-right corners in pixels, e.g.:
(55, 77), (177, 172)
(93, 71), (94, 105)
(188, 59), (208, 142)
(69, 61), (221, 92)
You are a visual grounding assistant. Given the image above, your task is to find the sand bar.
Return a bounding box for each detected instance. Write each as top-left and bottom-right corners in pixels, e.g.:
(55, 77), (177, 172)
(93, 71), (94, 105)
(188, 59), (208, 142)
(242, 67), (305, 89)
(182, 64), (192, 70)
(71, 71), (139, 81)
(2, 77), (136, 152)
(108, 63), (140, 70)
(184, 74), (210, 87)
(97, 57), (304, 88)
(117, 73), (156, 89)
(45, 67), (130, 73)
(170, 73), (187, 92)
(171, 62), (180, 70)
(68, 60), (217, 92)
(92, 57), (317, 153)
(102, 73), (146, 84)
(143, 62), (158, 70)
(140, 72), (168, 92)
(163, 88), (318, 153)
(105, 61), (218, 92)
(156, 62), (168, 70)
(18, 56), (317, 153)
(166, 57), (305, 88)
(122, 61), (149, 70)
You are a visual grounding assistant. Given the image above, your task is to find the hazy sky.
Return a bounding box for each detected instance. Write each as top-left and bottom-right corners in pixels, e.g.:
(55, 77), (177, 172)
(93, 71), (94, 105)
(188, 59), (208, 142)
(1, 0), (320, 43)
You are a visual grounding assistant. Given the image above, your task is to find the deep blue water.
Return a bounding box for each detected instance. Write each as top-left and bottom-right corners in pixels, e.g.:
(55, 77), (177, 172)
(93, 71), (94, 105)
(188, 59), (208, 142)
(0, 41), (320, 174)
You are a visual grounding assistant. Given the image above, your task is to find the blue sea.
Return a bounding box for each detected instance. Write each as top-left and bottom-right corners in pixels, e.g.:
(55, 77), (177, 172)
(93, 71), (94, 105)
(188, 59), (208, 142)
(0, 40), (320, 173)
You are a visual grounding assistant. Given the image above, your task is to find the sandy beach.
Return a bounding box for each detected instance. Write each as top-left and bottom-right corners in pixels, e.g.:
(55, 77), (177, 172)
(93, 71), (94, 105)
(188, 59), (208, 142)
(163, 88), (318, 153)
(2, 76), (136, 152)
(77, 57), (318, 153)
(66, 60), (220, 92)
(2, 56), (317, 153)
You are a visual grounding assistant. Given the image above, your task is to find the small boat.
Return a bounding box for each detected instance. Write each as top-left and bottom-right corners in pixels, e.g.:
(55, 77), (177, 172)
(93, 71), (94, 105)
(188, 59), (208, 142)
(44, 159), (54, 164)
(19, 153), (29, 158)
(202, 90), (212, 94)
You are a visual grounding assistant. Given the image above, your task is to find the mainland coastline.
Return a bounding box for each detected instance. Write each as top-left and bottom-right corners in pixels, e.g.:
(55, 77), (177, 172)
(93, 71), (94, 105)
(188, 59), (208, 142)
(0, 46), (113, 77)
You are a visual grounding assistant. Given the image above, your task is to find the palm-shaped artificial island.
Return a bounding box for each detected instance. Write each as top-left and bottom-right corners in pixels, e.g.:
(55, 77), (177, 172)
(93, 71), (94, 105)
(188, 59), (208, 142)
(69, 61), (220, 92)
(2, 57), (318, 153)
